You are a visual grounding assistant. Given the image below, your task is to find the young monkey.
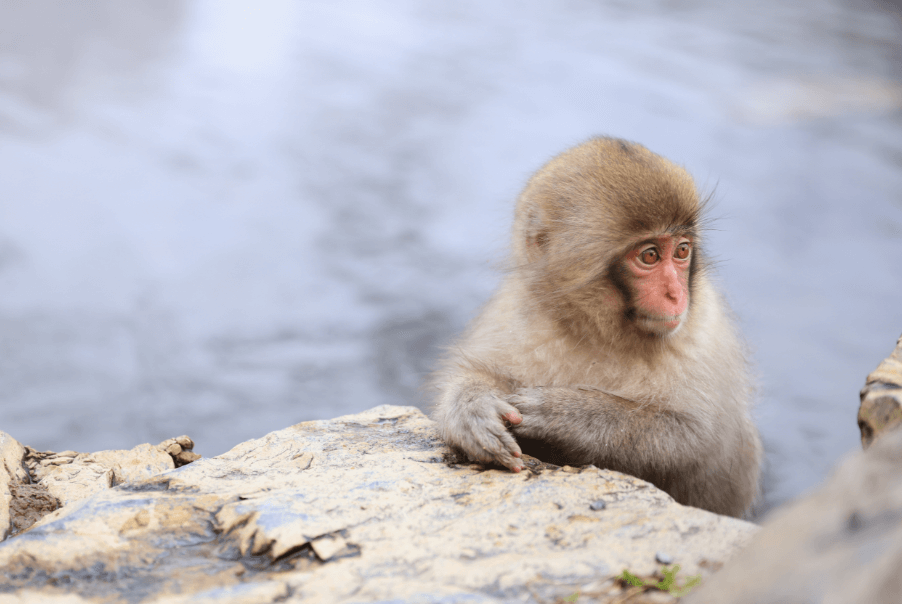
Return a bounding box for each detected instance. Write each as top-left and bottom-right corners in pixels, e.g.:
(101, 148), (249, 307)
(431, 137), (761, 518)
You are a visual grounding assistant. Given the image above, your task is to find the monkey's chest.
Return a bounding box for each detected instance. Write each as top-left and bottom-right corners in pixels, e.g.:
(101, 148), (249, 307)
(519, 347), (672, 397)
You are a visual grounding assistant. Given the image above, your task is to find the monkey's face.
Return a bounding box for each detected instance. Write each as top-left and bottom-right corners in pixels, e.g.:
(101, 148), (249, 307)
(621, 233), (692, 336)
(512, 137), (704, 344)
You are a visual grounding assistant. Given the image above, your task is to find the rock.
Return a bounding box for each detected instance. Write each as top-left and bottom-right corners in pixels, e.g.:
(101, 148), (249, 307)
(6, 482), (58, 538)
(0, 432), (201, 538)
(26, 443), (175, 507)
(39, 461), (113, 507)
(858, 333), (902, 448)
(91, 444), (175, 484)
(0, 405), (756, 603)
(0, 431), (27, 539)
(687, 425), (902, 604)
(157, 435), (203, 467)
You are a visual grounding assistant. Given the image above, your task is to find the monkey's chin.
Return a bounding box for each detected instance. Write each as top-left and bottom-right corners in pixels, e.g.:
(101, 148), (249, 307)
(636, 314), (685, 337)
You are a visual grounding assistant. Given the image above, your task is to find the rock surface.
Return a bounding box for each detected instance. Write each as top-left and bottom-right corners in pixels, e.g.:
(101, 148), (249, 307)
(1, 435), (202, 540)
(26, 444), (174, 508)
(858, 333), (902, 448)
(0, 431), (28, 540)
(0, 405), (756, 603)
(687, 424), (902, 604)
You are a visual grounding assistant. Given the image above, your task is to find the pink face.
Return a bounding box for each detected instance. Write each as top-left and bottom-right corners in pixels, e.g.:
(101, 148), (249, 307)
(625, 234), (692, 335)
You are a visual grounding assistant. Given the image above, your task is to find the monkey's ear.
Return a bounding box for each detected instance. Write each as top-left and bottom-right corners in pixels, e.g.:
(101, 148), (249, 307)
(524, 211), (549, 261)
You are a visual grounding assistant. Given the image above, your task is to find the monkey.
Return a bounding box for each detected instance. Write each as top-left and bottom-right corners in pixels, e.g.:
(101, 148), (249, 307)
(431, 137), (762, 518)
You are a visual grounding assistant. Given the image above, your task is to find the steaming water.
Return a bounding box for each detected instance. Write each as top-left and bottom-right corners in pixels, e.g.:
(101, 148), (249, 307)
(0, 0), (900, 518)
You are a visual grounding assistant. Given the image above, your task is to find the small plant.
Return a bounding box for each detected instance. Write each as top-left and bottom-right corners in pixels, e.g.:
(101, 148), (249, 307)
(619, 564), (702, 597)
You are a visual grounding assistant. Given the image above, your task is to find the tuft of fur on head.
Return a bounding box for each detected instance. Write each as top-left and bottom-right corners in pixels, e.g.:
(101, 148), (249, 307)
(509, 137), (709, 351)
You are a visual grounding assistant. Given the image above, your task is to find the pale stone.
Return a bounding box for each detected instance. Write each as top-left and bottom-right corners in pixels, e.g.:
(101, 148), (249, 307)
(0, 593), (93, 604)
(40, 461), (114, 506)
(152, 580), (290, 604)
(310, 534), (348, 561)
(0, 406), (757, 602)
(0, 431), (27, 539)
(90, 443), (175, 484)
(27, 443), (175, 508)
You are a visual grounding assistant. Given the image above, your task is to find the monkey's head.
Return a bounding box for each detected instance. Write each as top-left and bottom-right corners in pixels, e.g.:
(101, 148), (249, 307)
(512, 137), (704, 342)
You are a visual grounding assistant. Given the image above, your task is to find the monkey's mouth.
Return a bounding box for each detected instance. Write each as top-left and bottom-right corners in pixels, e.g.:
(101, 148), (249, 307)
(636, 313), (683, 333)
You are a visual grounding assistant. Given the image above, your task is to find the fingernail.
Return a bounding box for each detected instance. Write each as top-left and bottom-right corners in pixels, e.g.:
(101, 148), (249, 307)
(513, 451), (521, 458)
(511, 466), (521, 473)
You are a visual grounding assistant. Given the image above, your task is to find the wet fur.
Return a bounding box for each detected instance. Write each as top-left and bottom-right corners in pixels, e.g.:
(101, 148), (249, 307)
(431, 137), (761, 518)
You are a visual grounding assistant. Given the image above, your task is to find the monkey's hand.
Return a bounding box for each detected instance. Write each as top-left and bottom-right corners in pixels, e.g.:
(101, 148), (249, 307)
(507, 385), (702, 472)
(435, 390), (525, 473)
(505, 388), (550, 441)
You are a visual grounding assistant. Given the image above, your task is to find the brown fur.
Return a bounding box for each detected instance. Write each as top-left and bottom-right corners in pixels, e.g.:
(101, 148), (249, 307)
(431, 137), (761, 518)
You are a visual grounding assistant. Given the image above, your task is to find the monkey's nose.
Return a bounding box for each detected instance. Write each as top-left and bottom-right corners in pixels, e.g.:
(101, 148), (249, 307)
(662, 283), (687, 316)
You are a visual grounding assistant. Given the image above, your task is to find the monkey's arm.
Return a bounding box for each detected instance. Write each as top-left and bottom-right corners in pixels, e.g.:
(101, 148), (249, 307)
(507, 386), (710, 475)
(432, 371), (526, 472)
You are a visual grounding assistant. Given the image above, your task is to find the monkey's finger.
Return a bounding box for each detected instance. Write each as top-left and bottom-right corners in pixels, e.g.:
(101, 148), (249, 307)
(508, 411), (543, 440)
(493, 405), (525, 464)
(459, 419), (522, 469)
(487, 423), (523, 470)
(493, 400), (523, 425)
(473, 439), (523, 472)
(502, 410), (522, 426)
(495, 448), (524, 472)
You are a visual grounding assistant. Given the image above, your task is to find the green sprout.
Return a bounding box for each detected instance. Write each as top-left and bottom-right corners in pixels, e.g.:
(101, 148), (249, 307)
(618, 565), (702, 597)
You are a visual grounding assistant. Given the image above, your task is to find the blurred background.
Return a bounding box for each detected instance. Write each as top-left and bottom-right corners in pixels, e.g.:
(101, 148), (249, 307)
(0, 0), (900, 519)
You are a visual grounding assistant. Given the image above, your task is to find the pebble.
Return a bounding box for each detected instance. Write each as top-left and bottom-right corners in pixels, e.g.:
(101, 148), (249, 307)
(589, 500), (607, 511)
(655, 551), (674, 565)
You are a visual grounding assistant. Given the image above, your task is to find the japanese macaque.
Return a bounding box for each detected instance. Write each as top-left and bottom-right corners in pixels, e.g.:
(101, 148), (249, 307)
(432, 137), (761, 518)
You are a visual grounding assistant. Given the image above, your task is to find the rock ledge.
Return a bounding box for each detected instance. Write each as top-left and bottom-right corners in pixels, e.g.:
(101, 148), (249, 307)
(0, 406), (756, 603)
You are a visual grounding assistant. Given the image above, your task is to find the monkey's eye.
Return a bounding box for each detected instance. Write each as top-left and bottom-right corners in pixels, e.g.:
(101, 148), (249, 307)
(674, 242), (691, 260)
(639, 248), (659, 265)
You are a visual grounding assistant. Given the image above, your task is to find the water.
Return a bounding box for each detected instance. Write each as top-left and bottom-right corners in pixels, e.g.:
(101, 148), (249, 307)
(0, 0), (900, 518)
